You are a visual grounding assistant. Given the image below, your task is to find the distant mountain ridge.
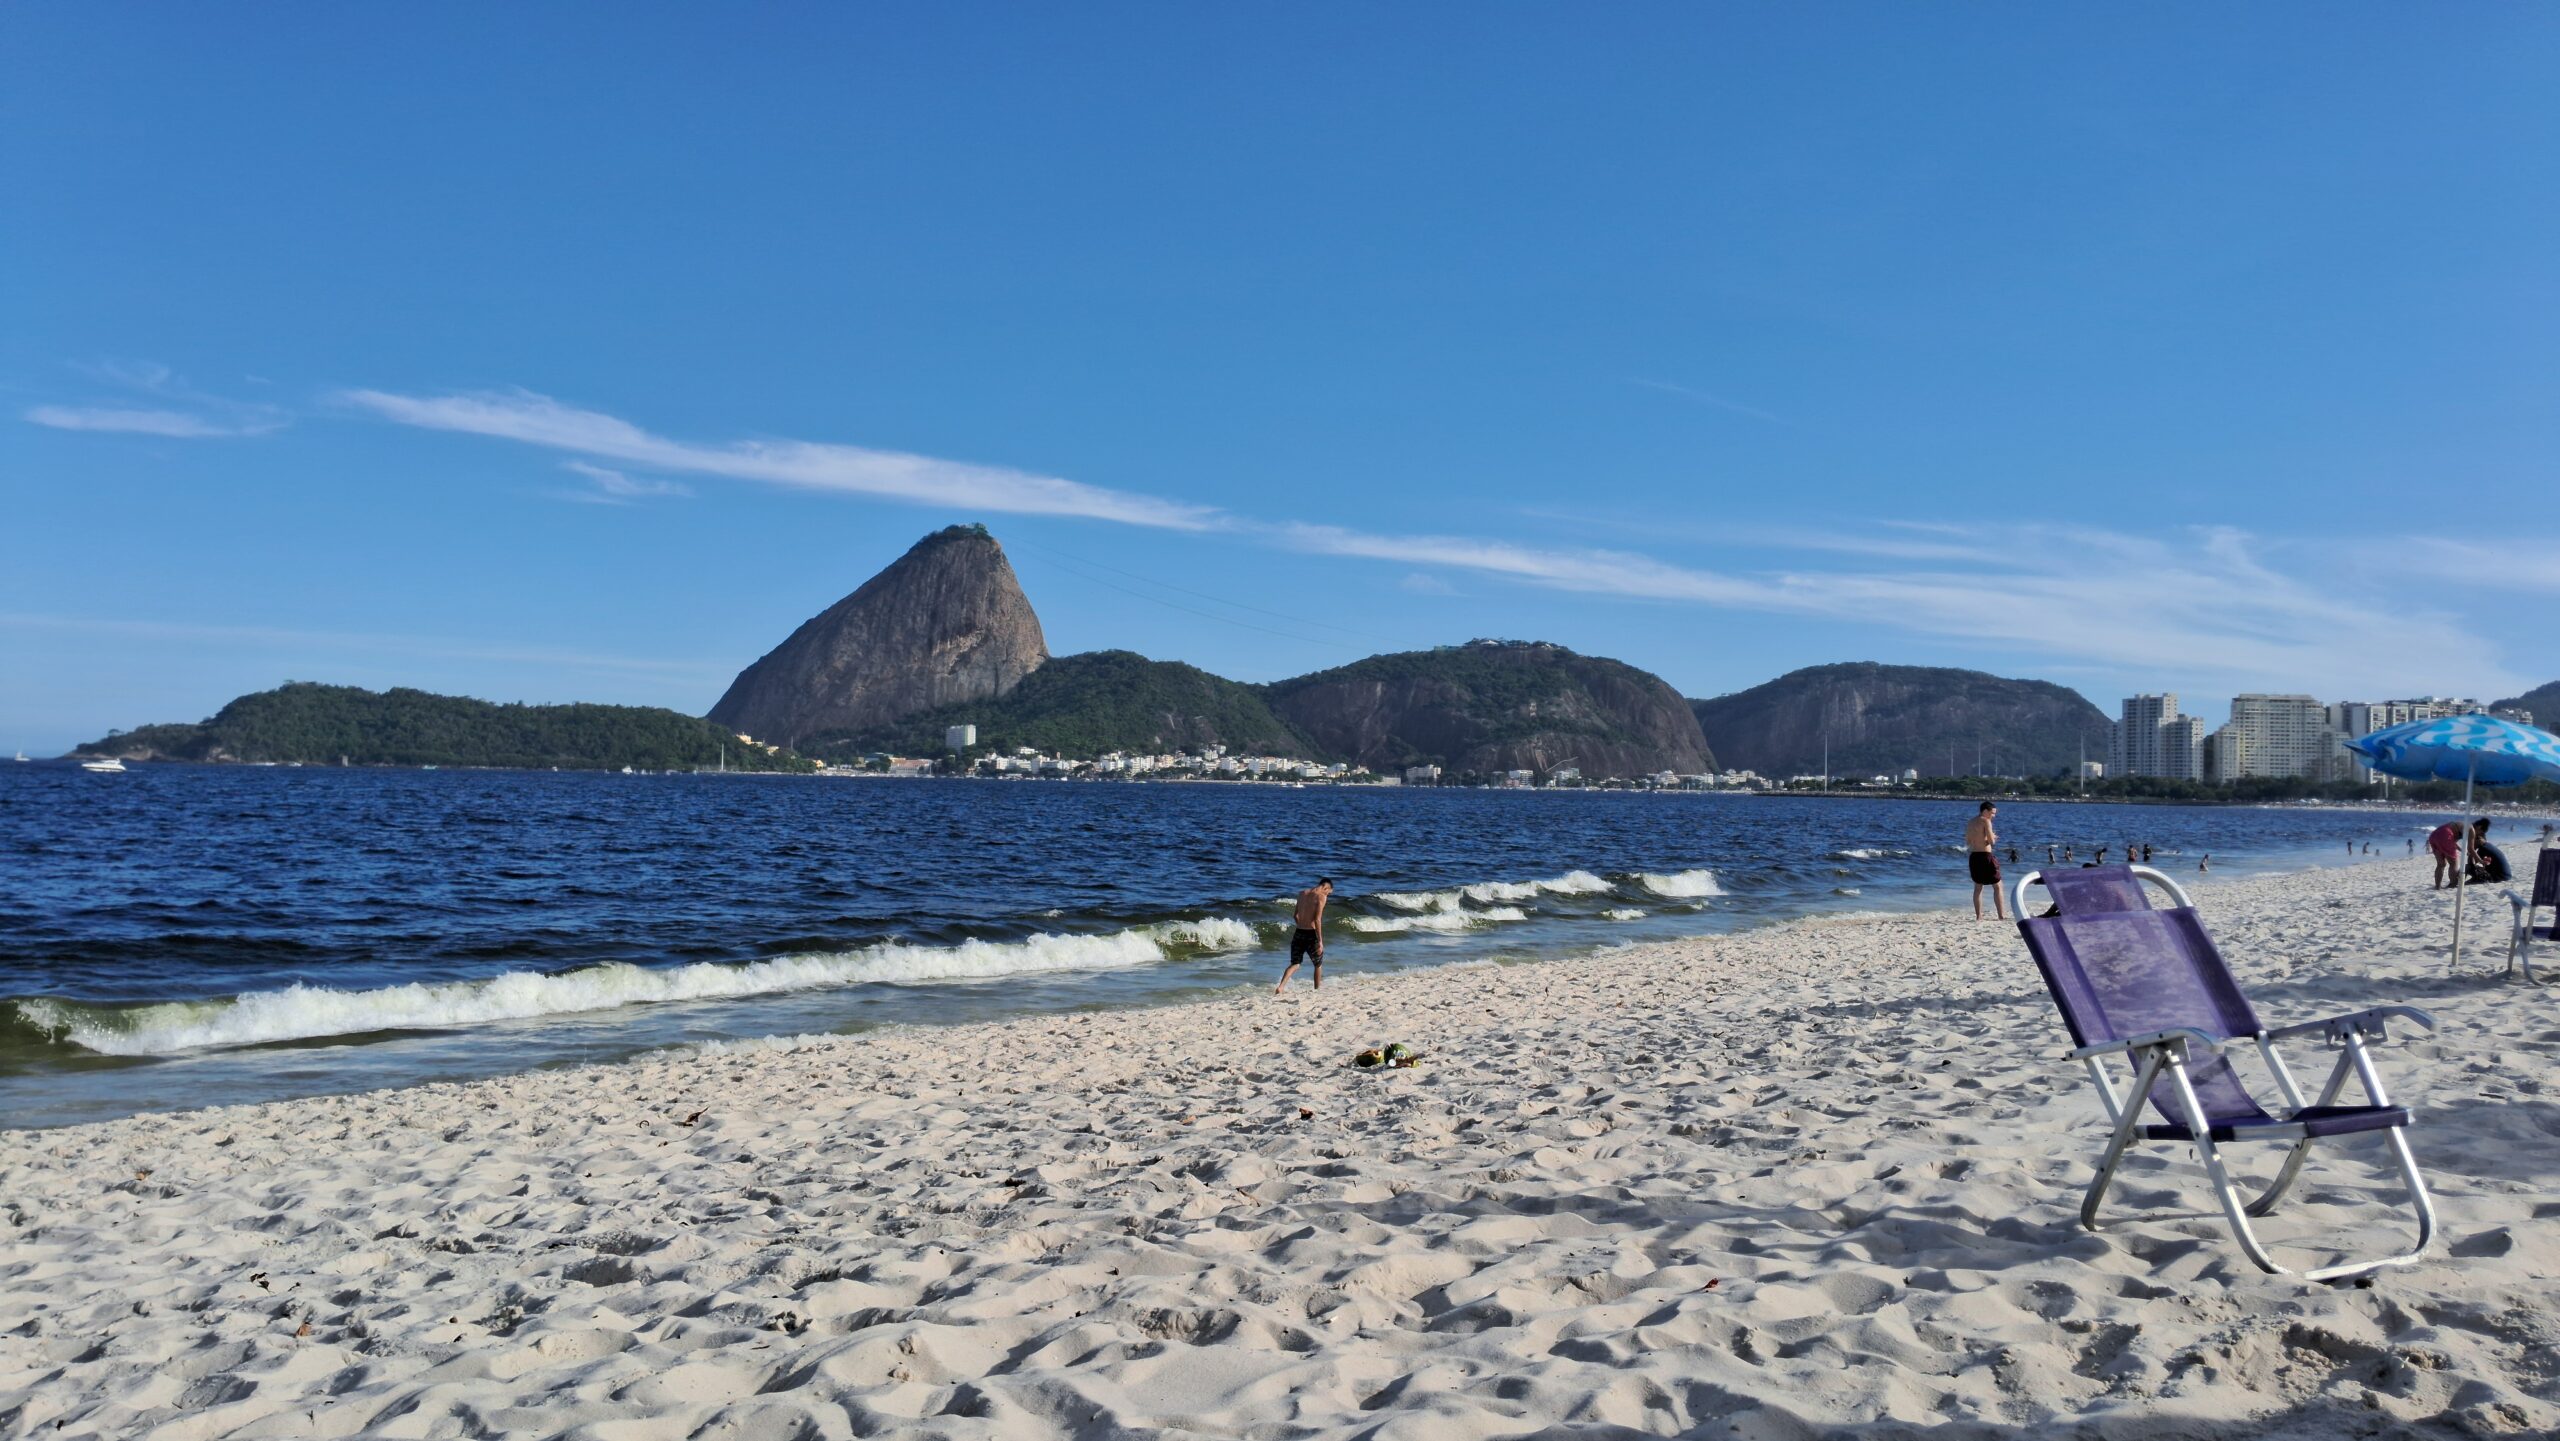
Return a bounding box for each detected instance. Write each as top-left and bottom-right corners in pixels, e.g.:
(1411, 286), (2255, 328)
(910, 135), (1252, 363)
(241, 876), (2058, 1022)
(1688, 662), (2107, 778)
(1265, 640), (1715, 778)
(75, 683), (813, 772)
(707, 524), (1047, 750)
(2493, 680), (2560, 725)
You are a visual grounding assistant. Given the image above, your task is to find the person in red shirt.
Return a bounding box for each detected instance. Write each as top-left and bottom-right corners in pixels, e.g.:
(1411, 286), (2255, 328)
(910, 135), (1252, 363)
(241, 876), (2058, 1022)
(2426, 821), (2462, 890)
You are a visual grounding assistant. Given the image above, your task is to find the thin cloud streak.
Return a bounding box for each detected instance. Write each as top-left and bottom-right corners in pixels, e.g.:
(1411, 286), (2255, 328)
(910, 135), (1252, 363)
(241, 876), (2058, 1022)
(341, 388), (1220, 530)
(1628, 378), (1788, 426)
(327, 384), (2527, 699)
(27, 360), (290, 437)
(1278, 521), (2525, 701)
(2338, 537), (2560, 597)
(0, 613), (731, 681)
(24, 405), (279, 438)
(559, 459), (692, 504)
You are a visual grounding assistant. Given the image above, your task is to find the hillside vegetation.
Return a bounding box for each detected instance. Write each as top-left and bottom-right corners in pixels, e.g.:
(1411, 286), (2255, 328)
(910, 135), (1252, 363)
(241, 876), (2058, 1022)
(77, 683), (814, 772)
(1690, 662), (2107, 778)
(809, 650), (1325, 761)
(1265, 640), (1713, 778)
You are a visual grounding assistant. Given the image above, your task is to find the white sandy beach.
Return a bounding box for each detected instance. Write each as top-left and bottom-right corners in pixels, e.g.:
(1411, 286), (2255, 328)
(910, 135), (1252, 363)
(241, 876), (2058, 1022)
(5, 856), (2557, 1439)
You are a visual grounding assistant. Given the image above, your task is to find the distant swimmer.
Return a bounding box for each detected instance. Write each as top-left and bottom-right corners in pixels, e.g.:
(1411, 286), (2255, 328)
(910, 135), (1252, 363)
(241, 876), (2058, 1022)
(1966, 802), (2005, 920)
(1275, 878), (1333, 992)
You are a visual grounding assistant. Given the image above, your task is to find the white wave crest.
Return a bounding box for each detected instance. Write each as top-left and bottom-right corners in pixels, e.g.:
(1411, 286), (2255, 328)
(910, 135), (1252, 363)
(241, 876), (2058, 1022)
(1385, 869), (1613, 909)
(1346, 905), (1529, 934)
(1637, 868), (1724, 898)
(1154, 917), (1264, 952)
(1602, 907), (1647, 921)
(21, 919), (1265, 1057)
(1827, 847), (1908, 861)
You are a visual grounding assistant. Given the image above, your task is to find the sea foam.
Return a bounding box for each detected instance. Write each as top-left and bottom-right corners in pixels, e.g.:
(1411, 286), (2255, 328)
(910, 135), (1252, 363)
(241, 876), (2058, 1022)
(18, 918), (1264, 1057)
(1380, 869), (1610, 910)
(1637, 868), (1724, 898)
(1346, 905), (1530, 934)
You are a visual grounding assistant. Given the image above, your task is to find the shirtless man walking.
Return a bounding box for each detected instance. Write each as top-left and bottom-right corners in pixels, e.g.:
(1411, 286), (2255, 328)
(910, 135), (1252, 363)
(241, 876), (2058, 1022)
(1966, 802), (2005, 920)
(1276, 878), (1333, 992)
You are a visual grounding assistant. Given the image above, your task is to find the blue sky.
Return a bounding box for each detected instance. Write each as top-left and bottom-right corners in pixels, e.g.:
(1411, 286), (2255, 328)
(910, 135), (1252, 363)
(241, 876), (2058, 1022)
(5, 5), (2555, 753)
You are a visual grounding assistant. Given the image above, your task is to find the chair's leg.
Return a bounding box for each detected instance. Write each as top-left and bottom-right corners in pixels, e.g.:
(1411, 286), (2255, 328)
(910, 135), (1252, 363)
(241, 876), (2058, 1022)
(2247, 1048), (2355, 1217)
(2082, 1049), (2164, 1231)
(2163, 1055), (2289, 1275)
(2294, 1036), (2438, 1282)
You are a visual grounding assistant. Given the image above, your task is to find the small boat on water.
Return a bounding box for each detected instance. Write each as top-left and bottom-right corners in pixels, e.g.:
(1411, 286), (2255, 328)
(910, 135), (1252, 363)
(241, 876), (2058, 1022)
(80, 757), (127, 774)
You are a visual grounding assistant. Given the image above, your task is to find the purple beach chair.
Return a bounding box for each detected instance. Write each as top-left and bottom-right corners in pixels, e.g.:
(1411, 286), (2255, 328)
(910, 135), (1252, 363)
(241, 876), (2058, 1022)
(2013, 865), (2438, 1280)
(2508, 848), (2560, 986)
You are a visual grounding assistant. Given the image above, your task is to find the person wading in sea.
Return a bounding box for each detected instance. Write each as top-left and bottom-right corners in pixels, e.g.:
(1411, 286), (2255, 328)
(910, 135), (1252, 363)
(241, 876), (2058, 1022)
(1966, 802), (2005, 920)
(1276, 878), (1333, 993)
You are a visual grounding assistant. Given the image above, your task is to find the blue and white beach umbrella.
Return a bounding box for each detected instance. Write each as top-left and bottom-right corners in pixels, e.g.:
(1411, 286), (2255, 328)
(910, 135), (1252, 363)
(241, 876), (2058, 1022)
(2347, 714), (2560, 969)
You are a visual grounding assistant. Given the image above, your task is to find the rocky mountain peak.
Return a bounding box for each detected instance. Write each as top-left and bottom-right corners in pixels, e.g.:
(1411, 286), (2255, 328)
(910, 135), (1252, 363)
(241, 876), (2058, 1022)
(707, 526), (1048, 749)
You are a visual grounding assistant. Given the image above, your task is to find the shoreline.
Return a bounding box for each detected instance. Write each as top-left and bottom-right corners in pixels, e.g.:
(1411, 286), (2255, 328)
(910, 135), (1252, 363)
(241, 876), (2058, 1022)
(9, 859), (2555, 1437)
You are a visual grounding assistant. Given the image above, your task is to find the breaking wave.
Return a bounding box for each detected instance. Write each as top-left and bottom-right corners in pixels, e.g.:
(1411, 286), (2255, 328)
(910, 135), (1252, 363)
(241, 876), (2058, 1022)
(13, 917), (1265, 1058)
(1827, 847), (1910, 861)
(1603, 907), (1646, 921)
(1347, 905), (1530, 934)
(1636, 869), (1724, 898)
(1379, 869), (1611, 911)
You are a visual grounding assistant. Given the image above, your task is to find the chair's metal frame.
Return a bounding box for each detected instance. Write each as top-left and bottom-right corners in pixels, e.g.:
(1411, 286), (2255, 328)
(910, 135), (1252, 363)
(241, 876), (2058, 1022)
(2015, 865), (2438, 1281)
(2504, 844), (2557, 986)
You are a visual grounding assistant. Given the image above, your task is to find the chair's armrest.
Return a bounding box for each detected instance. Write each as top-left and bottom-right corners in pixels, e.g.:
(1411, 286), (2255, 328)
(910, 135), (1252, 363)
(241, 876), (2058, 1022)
(2263, 1006), (2438, 1045)
(2069, 1028), (2226, 1061)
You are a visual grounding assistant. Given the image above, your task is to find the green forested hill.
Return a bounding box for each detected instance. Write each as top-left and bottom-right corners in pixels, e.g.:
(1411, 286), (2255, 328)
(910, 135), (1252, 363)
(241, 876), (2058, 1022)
(809, 650), (1325, 760)
(75, 683), (815, 771)
(1689, 662), (2107, 778)
(1262, 640), (1713, 778)
(2493, 680), (2560, 726)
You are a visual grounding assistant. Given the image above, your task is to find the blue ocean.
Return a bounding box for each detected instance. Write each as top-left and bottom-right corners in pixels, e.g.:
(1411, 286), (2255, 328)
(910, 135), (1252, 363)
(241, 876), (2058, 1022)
(0, 764), (2474, 1128)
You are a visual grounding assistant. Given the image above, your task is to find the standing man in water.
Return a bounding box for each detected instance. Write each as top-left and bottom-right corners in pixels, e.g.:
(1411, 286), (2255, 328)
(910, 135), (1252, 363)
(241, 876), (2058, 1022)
(1966, 802), (2005, 920)
(1276, 878), (1333, 992)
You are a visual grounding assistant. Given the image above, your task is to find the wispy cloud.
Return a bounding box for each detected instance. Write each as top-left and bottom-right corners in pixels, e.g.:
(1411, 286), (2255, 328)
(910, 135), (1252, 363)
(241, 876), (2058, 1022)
(24, 360), (288, 438)
(1279, 520), (2527, 701)
(1628, 378), (1788, 426)
(24, 405), (276, 438)
(2336, 537), (2560, 597)
(341, 387), (1220, 530)
(0, 612), (730, 681)
(325, 382), (2529, 699)
(556, 459), (692, 505)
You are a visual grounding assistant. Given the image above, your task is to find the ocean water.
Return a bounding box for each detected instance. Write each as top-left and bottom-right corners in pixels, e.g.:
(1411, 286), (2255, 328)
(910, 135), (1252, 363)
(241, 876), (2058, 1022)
(0, 765), (2458, 1128)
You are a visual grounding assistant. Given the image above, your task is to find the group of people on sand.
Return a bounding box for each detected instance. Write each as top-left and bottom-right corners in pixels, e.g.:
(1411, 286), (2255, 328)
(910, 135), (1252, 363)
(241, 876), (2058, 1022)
(2426, 817), (2509, 888)
(1962, 802), (2197, 920)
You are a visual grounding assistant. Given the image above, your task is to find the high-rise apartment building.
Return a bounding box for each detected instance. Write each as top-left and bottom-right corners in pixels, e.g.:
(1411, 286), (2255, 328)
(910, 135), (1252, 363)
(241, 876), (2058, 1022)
(2109, 694), (2204, 780)
(2222, 694), (2344, 780)
(2327, 698), (2485, 781)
